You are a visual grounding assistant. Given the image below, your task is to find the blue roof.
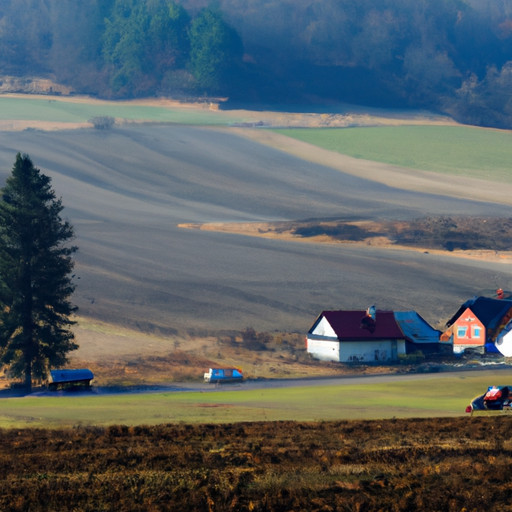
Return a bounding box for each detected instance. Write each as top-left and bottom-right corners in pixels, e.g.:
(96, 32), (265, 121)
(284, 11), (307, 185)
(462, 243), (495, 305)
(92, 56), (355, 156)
(49, 369), (94, 384)
(394, 311), (440, 344)
(447, 297), (512, 329)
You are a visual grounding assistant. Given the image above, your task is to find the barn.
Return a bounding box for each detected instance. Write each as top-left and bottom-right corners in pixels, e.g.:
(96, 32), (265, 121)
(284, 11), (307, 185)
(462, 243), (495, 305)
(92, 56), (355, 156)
(306, 309), (407, 363)
(48, 369), (94, 390)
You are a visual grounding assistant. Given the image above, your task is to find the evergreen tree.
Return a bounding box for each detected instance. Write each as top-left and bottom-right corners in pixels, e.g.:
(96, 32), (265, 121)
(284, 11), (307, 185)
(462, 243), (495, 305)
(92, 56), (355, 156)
(102, 0), (191, 96)
(147, 0), (190, 78)
(0, 153), (78, 392)
(188, 8), (243, 93)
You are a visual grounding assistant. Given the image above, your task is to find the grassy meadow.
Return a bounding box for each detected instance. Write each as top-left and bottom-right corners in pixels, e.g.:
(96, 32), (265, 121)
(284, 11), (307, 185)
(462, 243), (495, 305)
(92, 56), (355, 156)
(1, 370), (508, 428)
(0, 96), (237, 125)
(273, 125), (512, 182)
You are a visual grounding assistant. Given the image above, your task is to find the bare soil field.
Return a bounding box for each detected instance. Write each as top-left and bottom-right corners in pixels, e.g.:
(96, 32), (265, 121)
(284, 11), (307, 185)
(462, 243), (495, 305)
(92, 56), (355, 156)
(2, 416), (512, 511)
(2, 94), (512, 382)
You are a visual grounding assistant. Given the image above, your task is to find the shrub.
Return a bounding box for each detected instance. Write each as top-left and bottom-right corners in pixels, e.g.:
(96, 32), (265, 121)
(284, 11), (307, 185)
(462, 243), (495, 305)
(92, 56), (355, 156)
(398, 351), (425, 364)
(89, 116), (115, 129)
(241, 327), (271, 351)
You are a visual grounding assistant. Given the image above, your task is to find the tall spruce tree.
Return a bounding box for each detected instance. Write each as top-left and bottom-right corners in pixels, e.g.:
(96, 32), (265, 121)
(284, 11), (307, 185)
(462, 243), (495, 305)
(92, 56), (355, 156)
(0, 153), (78, 392)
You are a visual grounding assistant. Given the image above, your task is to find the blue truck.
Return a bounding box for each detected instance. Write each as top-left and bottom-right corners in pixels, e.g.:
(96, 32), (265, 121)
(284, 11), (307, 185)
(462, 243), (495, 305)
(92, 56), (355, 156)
(204, 368), (243, 384)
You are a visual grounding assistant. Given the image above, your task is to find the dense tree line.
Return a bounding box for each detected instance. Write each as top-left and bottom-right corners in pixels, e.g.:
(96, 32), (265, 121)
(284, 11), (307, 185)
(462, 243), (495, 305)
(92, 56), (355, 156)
(1, 0), (512, 127)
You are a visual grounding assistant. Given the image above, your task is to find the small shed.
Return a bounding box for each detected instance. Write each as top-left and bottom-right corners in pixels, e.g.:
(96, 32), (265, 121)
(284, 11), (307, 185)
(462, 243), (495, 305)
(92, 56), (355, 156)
(306, 309), (407, 363)
(48, 369), (94, 390)
(394, 311), (442, 354)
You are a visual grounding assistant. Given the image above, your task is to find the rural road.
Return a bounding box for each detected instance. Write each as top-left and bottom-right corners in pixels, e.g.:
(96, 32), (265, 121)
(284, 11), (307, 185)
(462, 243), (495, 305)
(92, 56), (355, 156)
(22, 364), (509, 398)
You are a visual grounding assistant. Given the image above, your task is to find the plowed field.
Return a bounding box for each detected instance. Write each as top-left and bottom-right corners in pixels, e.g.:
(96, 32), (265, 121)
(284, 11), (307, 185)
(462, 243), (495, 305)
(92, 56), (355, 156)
(2, 416), (511, 511)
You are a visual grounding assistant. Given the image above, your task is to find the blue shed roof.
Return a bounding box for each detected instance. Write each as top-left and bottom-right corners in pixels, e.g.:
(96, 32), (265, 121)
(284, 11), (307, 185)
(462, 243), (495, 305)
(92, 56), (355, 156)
(394, 311), (440, 344)
(49, 369), (94, 384)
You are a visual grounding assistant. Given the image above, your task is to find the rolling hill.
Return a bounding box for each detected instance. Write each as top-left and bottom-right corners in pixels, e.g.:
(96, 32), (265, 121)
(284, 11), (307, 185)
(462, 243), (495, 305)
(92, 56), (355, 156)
(1, 100), (512, 366)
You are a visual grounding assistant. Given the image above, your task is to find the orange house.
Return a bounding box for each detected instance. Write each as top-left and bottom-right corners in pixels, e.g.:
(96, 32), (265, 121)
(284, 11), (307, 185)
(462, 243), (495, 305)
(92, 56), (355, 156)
(442, 296), (512, 354)
(442, 307), (484, 354)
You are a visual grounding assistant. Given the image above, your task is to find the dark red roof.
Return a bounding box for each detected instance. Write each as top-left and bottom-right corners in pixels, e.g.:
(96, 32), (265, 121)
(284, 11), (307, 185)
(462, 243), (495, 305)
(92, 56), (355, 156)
(316, 310), (405, 341)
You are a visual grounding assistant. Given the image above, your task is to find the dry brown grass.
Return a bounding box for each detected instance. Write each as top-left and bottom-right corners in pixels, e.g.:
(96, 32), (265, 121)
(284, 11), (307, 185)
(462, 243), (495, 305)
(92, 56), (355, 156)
(2, 417), (511, 511)
(69, 329), (400, 386)
(1, 323), (404, 390)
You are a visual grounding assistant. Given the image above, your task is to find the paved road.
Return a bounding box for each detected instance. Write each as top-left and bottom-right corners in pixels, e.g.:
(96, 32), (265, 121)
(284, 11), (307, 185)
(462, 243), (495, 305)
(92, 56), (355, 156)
(40, 365), (512, 397)
(2, 364), (509, 399)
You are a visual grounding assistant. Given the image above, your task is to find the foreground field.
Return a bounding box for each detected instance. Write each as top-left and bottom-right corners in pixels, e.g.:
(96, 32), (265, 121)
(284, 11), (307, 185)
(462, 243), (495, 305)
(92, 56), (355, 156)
(2, 416), (512, 511)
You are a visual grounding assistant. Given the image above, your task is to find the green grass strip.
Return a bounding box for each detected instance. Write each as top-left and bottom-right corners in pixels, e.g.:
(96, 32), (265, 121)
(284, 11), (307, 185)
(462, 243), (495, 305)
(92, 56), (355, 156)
(0, 371), (507, 428)
(273, 126), (512, 183)
(0, 97), (236, 125)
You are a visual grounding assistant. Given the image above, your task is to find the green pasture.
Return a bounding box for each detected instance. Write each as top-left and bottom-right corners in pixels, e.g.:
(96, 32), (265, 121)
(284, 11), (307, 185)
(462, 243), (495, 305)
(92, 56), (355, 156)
(3, 96), (511, 184)
(0, 370), (508, 428)
(0, 96), (236, 126)
(273, 126), (512, 183)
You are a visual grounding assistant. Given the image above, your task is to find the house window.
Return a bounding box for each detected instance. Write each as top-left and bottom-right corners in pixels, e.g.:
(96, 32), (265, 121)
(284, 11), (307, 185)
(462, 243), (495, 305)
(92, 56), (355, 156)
(457, 326), (468, 338)
(473, 326), (482, 338)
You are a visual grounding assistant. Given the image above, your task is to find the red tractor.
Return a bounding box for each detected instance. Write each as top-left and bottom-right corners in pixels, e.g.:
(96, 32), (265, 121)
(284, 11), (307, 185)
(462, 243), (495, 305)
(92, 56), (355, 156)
(466, 385), (512, 413)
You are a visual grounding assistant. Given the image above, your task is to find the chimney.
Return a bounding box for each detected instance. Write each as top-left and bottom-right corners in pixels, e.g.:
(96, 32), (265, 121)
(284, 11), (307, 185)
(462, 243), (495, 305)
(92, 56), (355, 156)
(361, 305), (376, 333)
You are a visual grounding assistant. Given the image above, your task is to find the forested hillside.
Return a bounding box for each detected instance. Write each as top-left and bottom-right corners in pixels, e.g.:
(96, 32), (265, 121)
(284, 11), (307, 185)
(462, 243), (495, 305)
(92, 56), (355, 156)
(1, 0), (512, 128)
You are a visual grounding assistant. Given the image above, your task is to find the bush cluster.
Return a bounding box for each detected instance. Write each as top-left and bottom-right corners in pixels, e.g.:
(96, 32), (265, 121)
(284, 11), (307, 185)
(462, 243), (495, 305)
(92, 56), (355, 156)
(293, 216), (512, 252)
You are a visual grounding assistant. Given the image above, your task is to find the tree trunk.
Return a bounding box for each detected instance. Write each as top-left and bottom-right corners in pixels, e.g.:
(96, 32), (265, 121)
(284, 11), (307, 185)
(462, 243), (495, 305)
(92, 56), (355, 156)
(24, 362), (32, 393)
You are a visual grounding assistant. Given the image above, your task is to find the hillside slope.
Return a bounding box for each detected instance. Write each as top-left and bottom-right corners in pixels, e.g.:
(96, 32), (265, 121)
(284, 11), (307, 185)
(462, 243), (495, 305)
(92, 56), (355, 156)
(0, 106), (511, 367)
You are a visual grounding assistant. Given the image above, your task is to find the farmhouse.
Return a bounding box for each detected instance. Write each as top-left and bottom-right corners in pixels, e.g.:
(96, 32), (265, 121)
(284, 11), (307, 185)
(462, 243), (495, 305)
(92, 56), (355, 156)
(441, 296), (512, 354)
(306, 308), (407, 362)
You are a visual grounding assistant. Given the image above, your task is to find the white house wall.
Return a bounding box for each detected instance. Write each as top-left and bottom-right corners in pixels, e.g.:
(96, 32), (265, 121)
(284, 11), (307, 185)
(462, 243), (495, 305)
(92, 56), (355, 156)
(339, 340), (405, 363)
(307, 338), (340, 361)
(307, 338), (406, 362)
(496, 324), (512, 357)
